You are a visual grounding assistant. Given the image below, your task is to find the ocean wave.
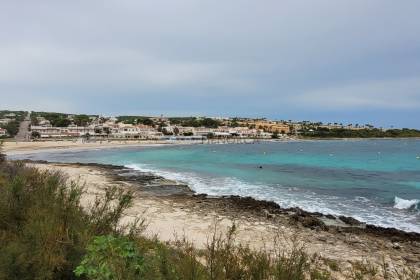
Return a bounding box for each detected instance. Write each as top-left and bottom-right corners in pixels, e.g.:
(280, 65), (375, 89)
(124, 163), (420, 233)
(393, 196), (419, 210)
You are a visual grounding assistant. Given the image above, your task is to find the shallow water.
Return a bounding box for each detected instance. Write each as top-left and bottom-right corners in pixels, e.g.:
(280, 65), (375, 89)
(11, 139), (420, 232)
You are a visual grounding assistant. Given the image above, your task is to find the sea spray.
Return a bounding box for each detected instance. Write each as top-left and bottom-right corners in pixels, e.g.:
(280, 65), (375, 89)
(394, 196), (419, 210)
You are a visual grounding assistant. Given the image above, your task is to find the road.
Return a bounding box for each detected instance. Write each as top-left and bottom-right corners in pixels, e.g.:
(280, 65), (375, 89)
(14, 112), (31, 142)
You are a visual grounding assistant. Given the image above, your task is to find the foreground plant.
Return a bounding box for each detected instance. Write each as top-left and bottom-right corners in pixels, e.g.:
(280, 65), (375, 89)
(74, 235), (144, 280)
(0, 158), (136, 279)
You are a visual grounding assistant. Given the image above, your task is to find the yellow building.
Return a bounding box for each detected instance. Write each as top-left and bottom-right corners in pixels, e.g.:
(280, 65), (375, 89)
(246, 121), (290, 134)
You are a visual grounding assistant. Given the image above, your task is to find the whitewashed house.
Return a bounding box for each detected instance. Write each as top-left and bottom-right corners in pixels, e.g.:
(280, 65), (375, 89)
(0, 119), (12, 125)
(0, 128), (8, 137)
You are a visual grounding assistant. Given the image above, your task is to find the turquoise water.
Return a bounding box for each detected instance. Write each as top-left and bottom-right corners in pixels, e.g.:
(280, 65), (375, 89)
(13, 139), (420, 232)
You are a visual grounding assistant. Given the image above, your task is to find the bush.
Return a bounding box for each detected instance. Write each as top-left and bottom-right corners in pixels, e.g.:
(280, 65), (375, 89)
(0, 141), (5, 163)
(74, 235), (144, 279)
(31, 131), (41, 139)
(0, 160), (135, 279)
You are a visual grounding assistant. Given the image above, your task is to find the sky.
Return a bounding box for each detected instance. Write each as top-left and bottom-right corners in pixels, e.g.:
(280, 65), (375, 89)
(1, 1), (420, 128)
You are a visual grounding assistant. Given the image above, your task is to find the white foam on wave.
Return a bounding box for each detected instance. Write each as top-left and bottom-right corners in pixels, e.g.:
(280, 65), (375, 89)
(394, 196), (419, 210)
(125, 163), (266, 197)
(125, 163), (420, 233)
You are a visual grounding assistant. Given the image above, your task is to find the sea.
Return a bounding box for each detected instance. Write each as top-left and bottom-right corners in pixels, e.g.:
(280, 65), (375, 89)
(10, 139), (420, 233)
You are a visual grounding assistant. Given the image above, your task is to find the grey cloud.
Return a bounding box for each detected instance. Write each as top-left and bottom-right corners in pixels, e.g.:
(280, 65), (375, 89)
(291, 77), (420, 109)
(1, 0), (420, 127)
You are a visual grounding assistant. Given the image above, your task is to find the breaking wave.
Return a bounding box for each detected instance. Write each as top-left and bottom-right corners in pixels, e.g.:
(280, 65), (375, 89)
(125, 163), (420, 233)
(394, 196), (419, 210)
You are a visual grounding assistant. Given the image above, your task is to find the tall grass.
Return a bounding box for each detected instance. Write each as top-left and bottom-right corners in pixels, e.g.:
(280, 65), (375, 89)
(0, 159), (135, 279)
(0, 144), (418, 279)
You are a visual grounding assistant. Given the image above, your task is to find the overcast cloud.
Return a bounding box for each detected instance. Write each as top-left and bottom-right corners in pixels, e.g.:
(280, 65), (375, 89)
(1, 0), (420, 127)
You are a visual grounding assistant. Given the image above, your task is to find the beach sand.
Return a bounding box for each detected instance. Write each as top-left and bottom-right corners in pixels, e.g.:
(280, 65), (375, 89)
(26, 161), (420, 278)
(2, 139), (179, 155)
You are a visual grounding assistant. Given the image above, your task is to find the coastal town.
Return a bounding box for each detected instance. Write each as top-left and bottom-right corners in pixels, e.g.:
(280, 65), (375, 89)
(2, 109), (420, 280)
(2, 110), (411, 141)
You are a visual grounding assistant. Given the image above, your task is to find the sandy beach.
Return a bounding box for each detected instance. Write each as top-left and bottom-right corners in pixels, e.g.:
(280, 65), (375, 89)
(2, 138), (265, 155)
(23, 160), (420, 278)
(2, 139), (184, 155)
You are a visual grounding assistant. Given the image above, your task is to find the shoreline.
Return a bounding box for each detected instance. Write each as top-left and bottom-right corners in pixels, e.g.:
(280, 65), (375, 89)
(4, 136), (419, 155)
(21, 160), (420, 275)
(19, 159), (420, 240)
(3, 138), (272, 155)
(2, 139), (197, 155)
(6, 141), (419, 236)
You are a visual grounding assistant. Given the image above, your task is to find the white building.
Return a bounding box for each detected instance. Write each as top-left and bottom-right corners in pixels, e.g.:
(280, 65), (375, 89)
(30, 125), (94, 138)
(193, 127), (216, 136)
(111, 124), (163, 139)
(0, 118), (12, 125)
(0, 128), (8, 137)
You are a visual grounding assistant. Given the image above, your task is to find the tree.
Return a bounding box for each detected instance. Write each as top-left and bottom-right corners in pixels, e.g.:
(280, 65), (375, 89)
(138, 118), (154, 126)
(54, 118), (71, 127)
(73, 115), (90, 126)
(103, 127), (111, 135)
(173, 127), (180, 136)
(4, 120), (20, 137)
(31, 131), (41, 139)
(161, 128), (173, 136)
(0, 141), (5, 163)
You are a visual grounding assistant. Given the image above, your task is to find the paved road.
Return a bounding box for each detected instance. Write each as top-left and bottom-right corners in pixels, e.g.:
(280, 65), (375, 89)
(15, 113), (31, 142)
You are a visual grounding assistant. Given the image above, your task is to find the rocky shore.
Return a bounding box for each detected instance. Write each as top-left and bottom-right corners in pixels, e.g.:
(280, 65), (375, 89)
(31, 160), (419, 241)
(20, 159), (420, 276)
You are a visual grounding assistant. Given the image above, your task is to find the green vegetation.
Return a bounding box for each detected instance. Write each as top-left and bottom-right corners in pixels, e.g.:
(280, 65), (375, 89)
(0, 110), (25, 121)
(74, 235), (144, 279)
(0, 110), (26, 138)
(0, 120), (19, 137)
(169, 117), (221, 128)
(301, 128), (420, 138)
(31, 112), (70, 126)
(73, 114), (91, 126)
(117, 116), (155, 126)
(0, 143), (419, 279)
(31, 112), (98, 127)
(31, 131), (41, 138)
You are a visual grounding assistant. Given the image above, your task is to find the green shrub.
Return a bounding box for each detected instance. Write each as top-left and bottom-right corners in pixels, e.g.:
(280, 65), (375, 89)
(0, 160), (135, 279)
(0, 141), (5, 163)
(74, 235), (144, 280)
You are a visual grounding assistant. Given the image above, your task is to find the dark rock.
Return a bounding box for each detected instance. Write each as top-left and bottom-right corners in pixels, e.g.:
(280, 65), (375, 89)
(365, 225), (420, 242)
(193, 193), (208, 199)
(292, 214), (327, 230)
(325, 214), (336, 219)
(338, 215), (361, 226)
